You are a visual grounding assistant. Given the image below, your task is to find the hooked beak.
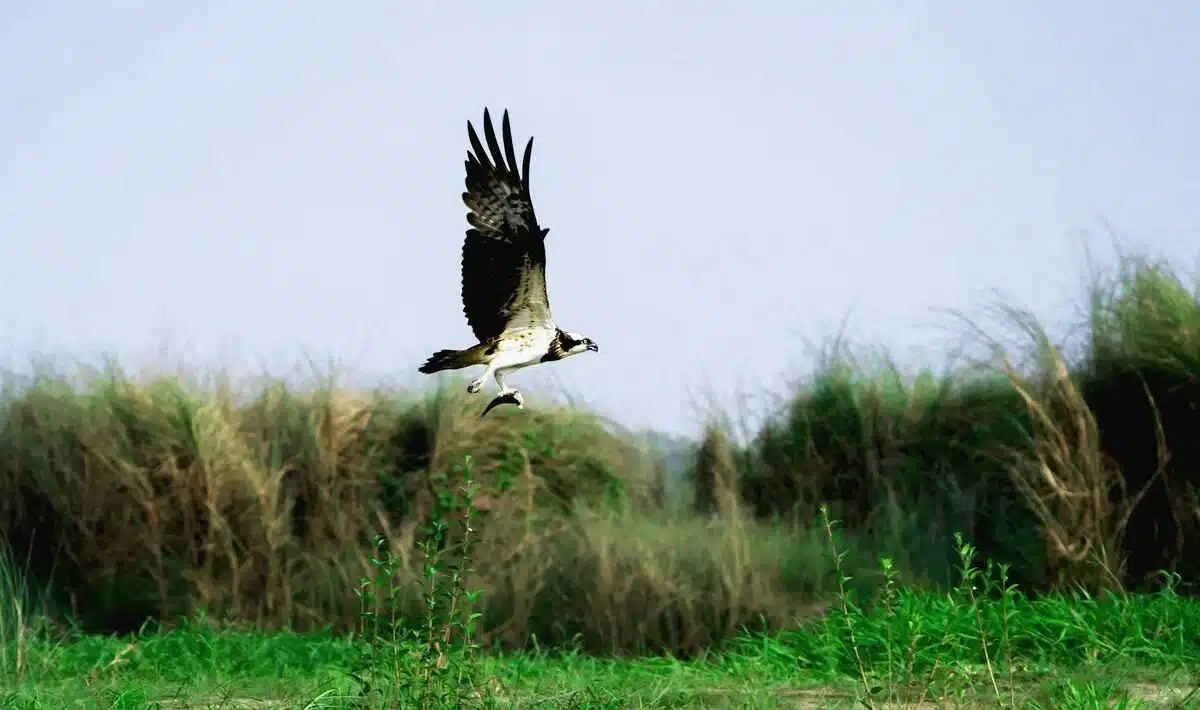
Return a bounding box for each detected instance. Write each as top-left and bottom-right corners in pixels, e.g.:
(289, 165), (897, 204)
(587, 342), (599, 353)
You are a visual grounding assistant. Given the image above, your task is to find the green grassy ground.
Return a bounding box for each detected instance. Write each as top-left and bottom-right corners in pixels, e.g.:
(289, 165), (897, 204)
(6, 522), (1200, 708)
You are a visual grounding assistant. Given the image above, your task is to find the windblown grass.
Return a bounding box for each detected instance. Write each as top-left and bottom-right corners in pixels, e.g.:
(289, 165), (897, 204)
(0, 538), (46, 680)
(0, 365), (831, 654)
(704, 248), (1200, 598)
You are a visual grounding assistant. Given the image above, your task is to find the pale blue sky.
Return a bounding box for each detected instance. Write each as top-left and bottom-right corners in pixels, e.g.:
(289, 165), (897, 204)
(1, 1), (1197, 436)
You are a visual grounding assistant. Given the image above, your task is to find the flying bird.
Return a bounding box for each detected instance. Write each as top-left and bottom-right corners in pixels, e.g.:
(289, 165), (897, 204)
(418, 108), (599, 414)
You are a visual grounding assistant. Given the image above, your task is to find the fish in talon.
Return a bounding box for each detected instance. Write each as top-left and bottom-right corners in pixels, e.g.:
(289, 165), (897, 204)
(479, 389), (524, 419)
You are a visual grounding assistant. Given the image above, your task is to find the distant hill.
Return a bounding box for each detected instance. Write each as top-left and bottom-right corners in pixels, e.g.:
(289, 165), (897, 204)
(637, 428), (698, 497)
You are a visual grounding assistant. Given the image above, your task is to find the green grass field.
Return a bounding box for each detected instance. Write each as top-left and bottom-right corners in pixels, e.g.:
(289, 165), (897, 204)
(5, 524), (1199, 708)
(2, 247), (1200, 708)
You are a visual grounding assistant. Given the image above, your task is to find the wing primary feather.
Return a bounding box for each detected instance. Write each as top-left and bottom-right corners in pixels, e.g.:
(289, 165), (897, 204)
(467, 120), (491, 172)
(521, 138), (533, 192)
(501, 111), (521, 180)
(482, 111), (506, 173)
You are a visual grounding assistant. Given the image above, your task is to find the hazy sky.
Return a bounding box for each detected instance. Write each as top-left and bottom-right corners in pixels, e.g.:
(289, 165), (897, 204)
(2, 1), (1197, 436)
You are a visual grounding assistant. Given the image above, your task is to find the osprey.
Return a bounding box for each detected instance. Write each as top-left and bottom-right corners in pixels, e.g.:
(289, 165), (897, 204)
(418, 108), (599, 413)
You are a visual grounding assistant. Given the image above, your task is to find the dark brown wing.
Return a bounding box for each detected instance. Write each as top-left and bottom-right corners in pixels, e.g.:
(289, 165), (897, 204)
(460, 108), (553, 343)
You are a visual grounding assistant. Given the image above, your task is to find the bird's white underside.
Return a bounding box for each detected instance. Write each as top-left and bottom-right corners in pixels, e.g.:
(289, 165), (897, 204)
(467, 323), (558, 396)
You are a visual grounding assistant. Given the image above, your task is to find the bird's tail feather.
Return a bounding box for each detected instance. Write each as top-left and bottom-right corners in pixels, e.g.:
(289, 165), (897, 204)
(418, 347), (482, 374)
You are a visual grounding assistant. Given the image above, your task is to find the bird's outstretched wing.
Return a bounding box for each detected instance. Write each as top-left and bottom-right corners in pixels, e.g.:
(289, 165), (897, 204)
(460, 108), (553, 342)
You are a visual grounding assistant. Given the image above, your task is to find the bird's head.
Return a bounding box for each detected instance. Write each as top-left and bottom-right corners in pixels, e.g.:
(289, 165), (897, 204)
(562, 331), (600, 357)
